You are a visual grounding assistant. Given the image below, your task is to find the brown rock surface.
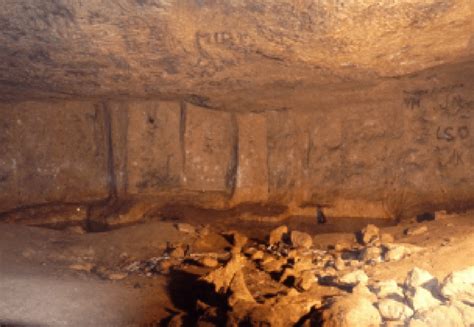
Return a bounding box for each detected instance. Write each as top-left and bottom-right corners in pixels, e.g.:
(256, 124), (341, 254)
(0, 0), (471, 110)
(0, 0), (473, 223)
(0, 101), (110, 212)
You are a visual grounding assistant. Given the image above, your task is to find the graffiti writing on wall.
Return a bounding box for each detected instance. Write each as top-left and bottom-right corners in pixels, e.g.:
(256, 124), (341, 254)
(436, 126), (469, 142)
(403, 90), (427, 109)
(193, 30), (253, 77)
(402, 84), (472, 170)
(435, 147), (464, 167)
(402, 84), (465, 110)
(196, 31), (253, 48)
(434, 91), (472, 168)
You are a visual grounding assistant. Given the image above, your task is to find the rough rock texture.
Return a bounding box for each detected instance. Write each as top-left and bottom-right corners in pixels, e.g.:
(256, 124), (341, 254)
(441, 266), (474, 304)
(410, 305), (465, 327)
(378, 298), (414, 321)
(290, 230), (313, 249)
(1, 72), (474, 217)
(323, 293), (382, 327)
(0, 1), (473, 219)
(0, 101), (110, 212)
(0, 0), (472, 110)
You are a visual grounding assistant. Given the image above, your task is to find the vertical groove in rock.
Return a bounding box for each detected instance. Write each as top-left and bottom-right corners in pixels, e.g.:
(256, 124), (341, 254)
(179, 100), (187, 184)
(102, 101), (118, 200)
(226, 113), (239, 196)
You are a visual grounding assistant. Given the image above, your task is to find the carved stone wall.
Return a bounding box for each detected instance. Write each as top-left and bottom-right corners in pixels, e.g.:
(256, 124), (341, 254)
(0, 71), (473, 218)
(0, 101), (110, 212)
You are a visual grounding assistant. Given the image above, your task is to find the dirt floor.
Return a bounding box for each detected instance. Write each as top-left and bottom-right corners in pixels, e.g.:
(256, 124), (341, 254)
(0, 211), (473, 326)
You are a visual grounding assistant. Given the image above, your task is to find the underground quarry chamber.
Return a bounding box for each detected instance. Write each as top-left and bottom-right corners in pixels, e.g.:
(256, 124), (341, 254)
(0, 1), (474, 326)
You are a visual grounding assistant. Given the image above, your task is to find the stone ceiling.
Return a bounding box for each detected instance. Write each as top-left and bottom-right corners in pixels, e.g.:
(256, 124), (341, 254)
(0, 0), (472, 110)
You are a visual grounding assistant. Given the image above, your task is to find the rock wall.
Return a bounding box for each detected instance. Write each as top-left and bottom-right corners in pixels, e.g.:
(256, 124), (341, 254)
(0, 72), (473, 220)
(0, 101), (110, 212)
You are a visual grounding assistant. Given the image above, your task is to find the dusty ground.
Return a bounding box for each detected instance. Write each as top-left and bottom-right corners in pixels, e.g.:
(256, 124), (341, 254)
(0, 211), (473, 326)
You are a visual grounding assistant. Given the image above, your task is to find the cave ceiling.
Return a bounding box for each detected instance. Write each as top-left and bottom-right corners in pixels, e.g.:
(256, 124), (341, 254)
(0, 0), (472, 111)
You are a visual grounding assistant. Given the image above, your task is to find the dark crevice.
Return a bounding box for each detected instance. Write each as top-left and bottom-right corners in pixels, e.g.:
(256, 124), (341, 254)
(226, 113), (239, 196)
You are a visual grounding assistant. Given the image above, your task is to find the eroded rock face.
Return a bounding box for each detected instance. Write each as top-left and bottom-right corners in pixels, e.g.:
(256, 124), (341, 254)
(0, 2), (473, 219)
(1, 69), (474, 220)
(0, 0), (472, 110)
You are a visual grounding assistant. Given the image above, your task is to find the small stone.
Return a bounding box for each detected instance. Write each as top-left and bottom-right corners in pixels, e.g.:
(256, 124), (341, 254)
(405, 267), (438, 292)
(378, 298), (413, 321)
(294, 256), (315, 271)
(322, 266), (337, 276)
(380, 233), (395, 243)
(374, 280), (404, 299)
(334, 256), (346, 271)
(296, 270), (317, 291)
(286, 288), (300, 297)
(360, 224), (380, 245)
(243, 247), (257, 256)
(261, 257), (287, 273)
(441, 266), (474, 304)
(197, 224), (210, 236)
(340, 269), (369, 286)
(290, 230), (313, 249)
(200, 257), (219, 268)
(175, 223), (196, 234)
(359, 246), (382, 262)
(108, 272), (128, 280)
(251, 250), (264, 261)
(169, 247), (185, 258)
(384, 245), (407, 262)
(68, 263), (94, 272)
(124, 261), (141, 272)
(201, 254), (243, 294)
(268, 225), (288, 245)
(435, 210), (455, 220)
(349, 260), (361, 268)
(159, 260), (173, 273)
(405, 225), (428, 236)
(334, 242), (351, 252)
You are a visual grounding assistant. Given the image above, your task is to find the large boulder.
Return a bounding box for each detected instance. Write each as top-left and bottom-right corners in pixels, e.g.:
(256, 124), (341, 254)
(374, 280), (404, 299)
(441, 266), (474, 304)
(200, 254), (243, 294)
(339, 270), (369, 287)
(322, 293), (382, 327)
(360, 224), (380, 245)
(377, 298), (413, 321)
(268, 225), (288, 246)
(405, 267), (439, 293)
(405, 287), (442, 312)
(290, 230), (313, 249)
(409, 305), (464, 327)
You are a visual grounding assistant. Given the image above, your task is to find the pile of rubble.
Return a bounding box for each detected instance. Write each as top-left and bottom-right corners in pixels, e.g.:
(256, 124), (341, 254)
(323, 265), (474, 327)
(168, 223), (472, 326)
(91, 221), (472, 326)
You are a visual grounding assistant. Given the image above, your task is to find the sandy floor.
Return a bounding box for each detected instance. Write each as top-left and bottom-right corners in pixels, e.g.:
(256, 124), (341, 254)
(0, 212), (473, 326)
